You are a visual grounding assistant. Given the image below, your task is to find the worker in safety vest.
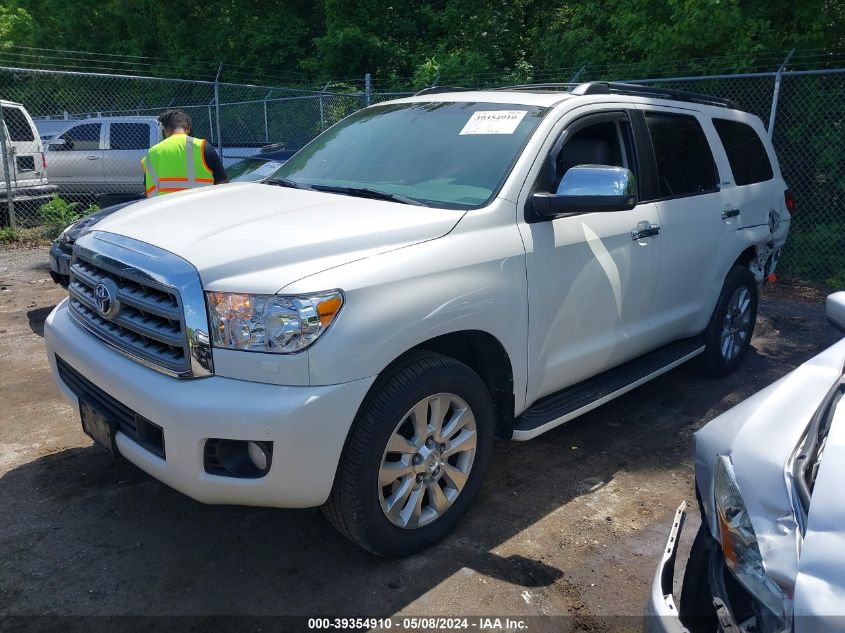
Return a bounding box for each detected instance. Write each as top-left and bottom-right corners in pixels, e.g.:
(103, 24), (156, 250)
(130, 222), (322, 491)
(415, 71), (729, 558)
(141, 109), (228, 197)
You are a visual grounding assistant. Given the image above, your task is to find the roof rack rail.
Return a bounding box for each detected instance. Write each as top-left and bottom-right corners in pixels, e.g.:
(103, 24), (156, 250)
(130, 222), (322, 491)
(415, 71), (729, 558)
(570, 81), (739, 109)
(492, 83), (579, 92)
(414, 86), (470, 96)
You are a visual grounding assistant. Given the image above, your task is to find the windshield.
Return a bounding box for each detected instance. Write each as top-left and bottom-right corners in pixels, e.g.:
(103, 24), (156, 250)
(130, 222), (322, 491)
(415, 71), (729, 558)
(229, 157), (288, 182)
(270, 102), (549, 209)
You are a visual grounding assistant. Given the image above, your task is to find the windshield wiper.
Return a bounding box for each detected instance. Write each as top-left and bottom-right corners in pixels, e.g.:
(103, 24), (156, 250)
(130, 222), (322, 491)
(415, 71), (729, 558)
(310, 184), (426, 206)
(266, 177), (310, 190)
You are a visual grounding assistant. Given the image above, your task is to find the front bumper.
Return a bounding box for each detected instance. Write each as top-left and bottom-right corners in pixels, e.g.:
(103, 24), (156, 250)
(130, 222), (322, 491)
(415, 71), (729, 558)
(644, 502), (692, 633)
(0, 183), (58, 203)
(45, 299), (375, 508)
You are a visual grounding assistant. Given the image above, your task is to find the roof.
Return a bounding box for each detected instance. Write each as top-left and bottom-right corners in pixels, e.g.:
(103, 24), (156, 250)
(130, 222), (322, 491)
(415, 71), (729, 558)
(383, 90), (574, 108)
(73, 115), (158, 123)
(378, 81), (741, 112)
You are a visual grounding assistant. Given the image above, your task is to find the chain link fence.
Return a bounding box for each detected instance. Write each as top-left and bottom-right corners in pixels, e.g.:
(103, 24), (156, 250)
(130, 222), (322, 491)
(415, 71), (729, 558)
(0, 62), (842, 285)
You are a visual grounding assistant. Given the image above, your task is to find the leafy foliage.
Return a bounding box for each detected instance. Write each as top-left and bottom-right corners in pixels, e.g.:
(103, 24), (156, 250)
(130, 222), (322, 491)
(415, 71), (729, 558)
(38, 196), (99, 240)
(3, 0), (843, 85)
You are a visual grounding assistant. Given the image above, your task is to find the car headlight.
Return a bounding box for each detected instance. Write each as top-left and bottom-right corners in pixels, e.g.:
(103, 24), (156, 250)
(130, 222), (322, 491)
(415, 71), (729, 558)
(57, 215), (99, 244)
(714, 455), (788, 618)
(206, 291), (343, 354)
(56, 220), (78, 243)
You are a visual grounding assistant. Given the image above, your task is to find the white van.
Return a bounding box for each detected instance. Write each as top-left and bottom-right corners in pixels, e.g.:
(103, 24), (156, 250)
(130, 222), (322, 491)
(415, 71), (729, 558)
(0, 99), (56, 217)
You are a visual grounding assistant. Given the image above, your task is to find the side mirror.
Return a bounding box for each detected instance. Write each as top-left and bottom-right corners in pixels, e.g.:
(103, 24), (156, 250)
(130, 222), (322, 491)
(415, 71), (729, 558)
(48, 138), (67, 150)
(531, 165), (637, 219)
(826, 292), (845, 333)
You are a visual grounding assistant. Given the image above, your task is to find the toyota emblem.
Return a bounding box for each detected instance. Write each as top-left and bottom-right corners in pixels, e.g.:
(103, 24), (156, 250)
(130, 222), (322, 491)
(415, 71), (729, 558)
(94, 281), (119, 319)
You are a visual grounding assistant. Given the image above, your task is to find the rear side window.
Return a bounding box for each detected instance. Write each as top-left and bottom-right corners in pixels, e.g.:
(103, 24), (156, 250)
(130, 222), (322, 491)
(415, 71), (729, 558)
(110, 123), (150, 150)
(2, 107), (35, 142)
(60, 123), (101, 151)
(712, 118), (773, 186)
(644, 112), (718, 198)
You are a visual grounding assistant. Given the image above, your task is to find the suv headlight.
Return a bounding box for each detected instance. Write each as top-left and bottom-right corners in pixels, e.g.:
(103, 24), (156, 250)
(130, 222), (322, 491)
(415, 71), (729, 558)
(56, 220), (78, 244)
(714, 455), (788, 618)
(207, 291), (343, 354)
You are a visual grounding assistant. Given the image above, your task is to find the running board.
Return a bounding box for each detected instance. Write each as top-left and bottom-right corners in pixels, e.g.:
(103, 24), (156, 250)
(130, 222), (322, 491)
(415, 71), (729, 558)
(513, 338), (705, 440)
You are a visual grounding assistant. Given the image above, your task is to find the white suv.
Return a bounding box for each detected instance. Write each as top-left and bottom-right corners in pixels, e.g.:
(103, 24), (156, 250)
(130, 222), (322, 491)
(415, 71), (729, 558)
(44, 82), (792, 556)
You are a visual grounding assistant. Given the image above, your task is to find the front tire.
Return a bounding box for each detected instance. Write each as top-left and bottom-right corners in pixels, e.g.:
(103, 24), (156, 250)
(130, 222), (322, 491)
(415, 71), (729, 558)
(322, 351), (494, 557)
(699, 266), (758, 377)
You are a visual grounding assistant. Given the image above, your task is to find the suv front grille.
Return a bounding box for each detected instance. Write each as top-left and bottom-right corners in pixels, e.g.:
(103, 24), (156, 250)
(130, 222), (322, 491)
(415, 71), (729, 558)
(68, 252), (190, 375)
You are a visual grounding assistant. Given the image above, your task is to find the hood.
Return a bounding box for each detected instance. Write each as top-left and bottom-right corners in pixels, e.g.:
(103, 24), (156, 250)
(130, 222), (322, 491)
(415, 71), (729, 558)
(92, 182), (464, 293)
(694, 338), (845, 592)
(64, 199), (141, 244)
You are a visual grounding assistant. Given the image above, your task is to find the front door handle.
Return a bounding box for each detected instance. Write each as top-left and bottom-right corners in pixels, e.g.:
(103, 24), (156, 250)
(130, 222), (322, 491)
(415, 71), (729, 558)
(632, 225), (661, 240)
(722, 207), (740, 220)
(86, 155), (100, 160)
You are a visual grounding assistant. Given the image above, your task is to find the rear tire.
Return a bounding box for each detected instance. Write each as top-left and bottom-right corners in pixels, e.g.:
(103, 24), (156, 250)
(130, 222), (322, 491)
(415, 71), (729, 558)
(699, 266), (758, 377)
(322, 351), (494, 557)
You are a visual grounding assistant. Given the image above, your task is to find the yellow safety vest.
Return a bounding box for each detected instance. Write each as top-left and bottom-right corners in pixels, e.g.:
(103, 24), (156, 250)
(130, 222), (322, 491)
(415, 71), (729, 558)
(141, 134), (215, 197)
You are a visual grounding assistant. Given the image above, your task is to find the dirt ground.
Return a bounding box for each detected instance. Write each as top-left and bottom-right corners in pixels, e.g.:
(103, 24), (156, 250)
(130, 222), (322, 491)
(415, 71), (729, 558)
(0, 245), (840, 631)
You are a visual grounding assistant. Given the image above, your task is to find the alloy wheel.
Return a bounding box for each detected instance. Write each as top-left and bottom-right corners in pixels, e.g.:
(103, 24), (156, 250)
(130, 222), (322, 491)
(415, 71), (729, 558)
(720, 286), (752, 361)
(378, 393), (477, 529)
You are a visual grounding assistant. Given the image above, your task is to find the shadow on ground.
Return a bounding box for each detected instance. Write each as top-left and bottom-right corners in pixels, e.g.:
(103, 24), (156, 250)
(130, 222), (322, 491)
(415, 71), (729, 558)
(0, 295), (840, 618)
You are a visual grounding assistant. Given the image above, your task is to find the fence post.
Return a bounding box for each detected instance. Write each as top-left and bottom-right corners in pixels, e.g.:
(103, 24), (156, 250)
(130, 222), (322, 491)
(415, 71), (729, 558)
(0, 106), (16, 230)
(569, 64), (586, 83)
(365, 73), (372, 106)
(214, 63), (223, 153)
(768, 49), (794, 139)
(319, 81), (331, 131)
(207, 103), (214, 144)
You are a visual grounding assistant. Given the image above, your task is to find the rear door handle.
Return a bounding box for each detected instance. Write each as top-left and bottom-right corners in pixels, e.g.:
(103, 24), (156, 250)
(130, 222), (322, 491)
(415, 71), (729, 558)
(632, 225), (661, 240)
(86, 155), (100, 160)
(722, 207), (740, 220)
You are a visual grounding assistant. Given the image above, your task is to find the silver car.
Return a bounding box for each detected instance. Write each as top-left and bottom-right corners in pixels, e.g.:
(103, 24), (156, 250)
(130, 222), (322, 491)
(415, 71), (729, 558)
(646, 292), (845, 633)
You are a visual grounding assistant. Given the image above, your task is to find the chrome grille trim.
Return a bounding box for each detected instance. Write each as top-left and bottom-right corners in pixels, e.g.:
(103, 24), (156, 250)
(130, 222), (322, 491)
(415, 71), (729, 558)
(68, 231), (214, 378)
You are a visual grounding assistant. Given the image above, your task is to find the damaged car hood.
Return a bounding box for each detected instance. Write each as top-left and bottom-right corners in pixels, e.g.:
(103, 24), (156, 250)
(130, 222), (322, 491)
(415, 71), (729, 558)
(694, 338), (845, 598)
(92, 182), (465, 293)
(793, 385), (845, 631)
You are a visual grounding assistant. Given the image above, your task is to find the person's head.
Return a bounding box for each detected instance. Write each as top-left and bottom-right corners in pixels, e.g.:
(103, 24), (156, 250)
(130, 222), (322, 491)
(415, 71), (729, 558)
(158, 110), (192, 138)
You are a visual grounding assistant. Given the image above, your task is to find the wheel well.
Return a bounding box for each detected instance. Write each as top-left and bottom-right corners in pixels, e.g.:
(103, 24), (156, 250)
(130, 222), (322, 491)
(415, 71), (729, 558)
(733, 246), (757, 269)
(411, 331), (515, 440)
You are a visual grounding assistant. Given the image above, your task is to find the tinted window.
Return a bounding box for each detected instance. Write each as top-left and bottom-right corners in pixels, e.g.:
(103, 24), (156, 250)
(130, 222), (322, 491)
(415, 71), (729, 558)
(645, 112), (718, 198)
(273, 102), (549, 209)
(2, 107), (34, 142)
(60, 123), (101, 151)
(712, 118), (773, 186)
(110, 123), (149, 150)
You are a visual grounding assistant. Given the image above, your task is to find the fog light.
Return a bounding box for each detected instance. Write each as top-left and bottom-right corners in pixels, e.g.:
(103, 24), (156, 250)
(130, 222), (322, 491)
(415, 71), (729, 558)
(204, 439), (273, 478)
(248, 441), (269, 471)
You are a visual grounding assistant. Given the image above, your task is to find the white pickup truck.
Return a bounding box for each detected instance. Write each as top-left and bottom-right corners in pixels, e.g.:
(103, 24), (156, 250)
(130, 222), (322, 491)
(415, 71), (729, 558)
(44, 82), (792, 557)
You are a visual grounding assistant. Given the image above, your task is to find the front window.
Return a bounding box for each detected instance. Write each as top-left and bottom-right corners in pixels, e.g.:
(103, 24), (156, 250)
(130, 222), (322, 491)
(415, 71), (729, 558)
(270, 102), (549, 209)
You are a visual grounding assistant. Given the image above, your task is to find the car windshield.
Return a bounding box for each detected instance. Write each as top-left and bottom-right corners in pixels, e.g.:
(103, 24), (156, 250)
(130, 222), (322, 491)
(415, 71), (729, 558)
(229, 157), (289, 182)
(269, 101), (549, 209)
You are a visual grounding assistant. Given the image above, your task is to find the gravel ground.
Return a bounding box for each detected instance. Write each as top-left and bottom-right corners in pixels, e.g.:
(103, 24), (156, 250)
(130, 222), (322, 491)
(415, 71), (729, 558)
(0, 245), (840, 631)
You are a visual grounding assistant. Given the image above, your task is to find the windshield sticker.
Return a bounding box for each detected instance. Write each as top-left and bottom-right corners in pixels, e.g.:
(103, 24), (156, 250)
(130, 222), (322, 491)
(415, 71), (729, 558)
(459, 110), (528, 135)
(251, 161), (284, 178)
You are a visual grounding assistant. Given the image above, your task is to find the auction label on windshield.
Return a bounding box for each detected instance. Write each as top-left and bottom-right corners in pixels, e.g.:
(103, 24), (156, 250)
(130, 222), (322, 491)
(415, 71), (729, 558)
(459, 110), (527, 135)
